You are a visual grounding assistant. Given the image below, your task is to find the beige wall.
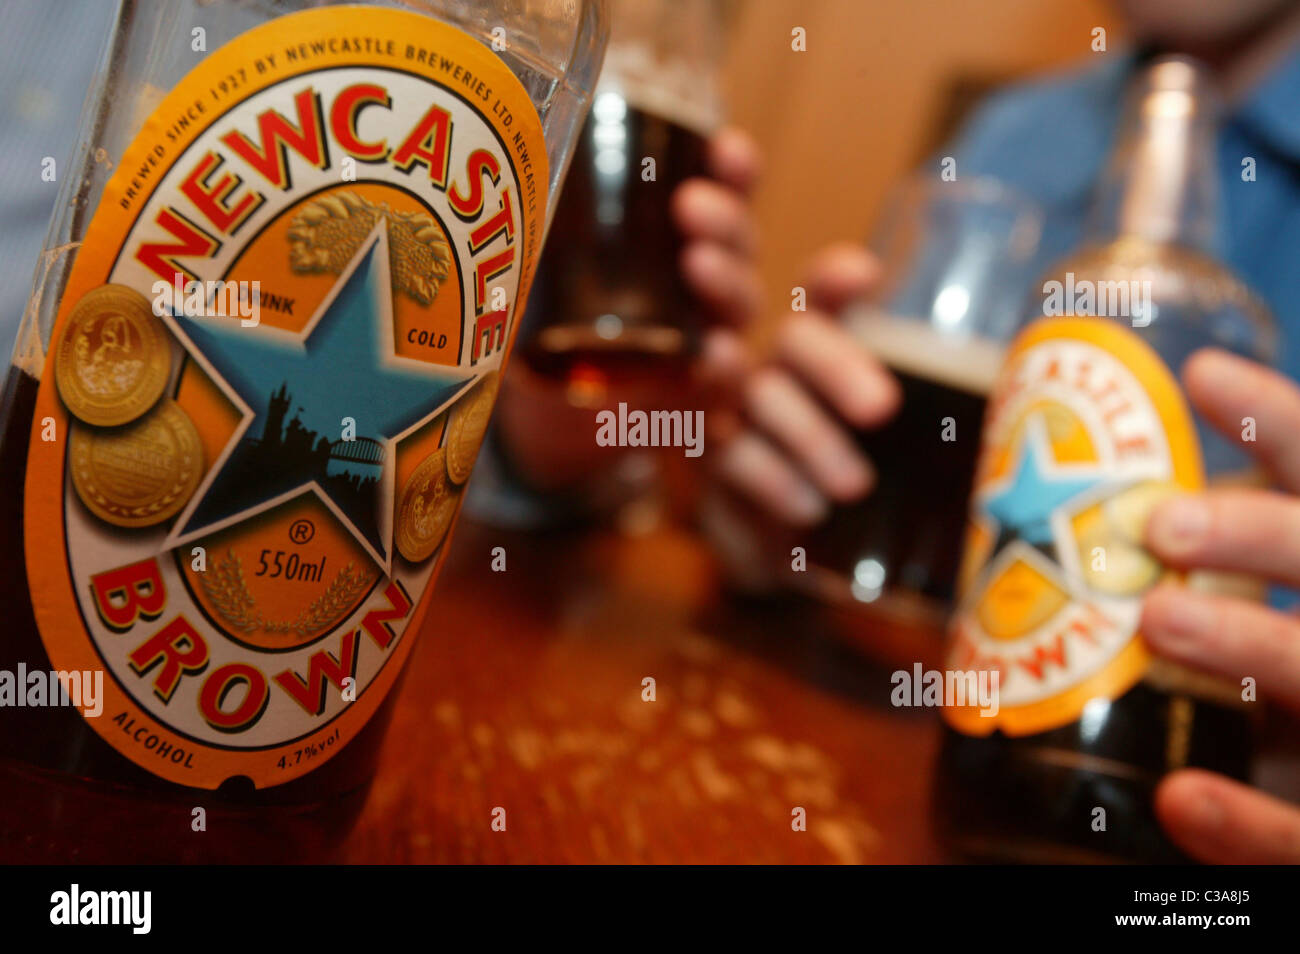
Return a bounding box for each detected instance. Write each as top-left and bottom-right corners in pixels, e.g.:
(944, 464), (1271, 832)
(721, 0), (1124, 333)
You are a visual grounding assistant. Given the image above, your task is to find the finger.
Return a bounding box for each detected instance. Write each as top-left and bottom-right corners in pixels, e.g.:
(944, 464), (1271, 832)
(803, 242), (882, 314)
(671, 178), (756, 256)
(696, 328), (755, 425)
(774, 310), (900, 429)
(1156, 769), (1300, 864)
(711, 428), (828, 526)
(680, 240), (763, 326)
(1183, 348), (1300, 492)
(707, 126), (761, 196)
(1145, 488), (1300, 586)
(1141, 583), (1300, 707)
(696, 328), (753, 394)
(744, 367), (875, 502)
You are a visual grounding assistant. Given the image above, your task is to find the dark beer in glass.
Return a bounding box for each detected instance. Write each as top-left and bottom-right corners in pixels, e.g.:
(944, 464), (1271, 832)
(796, 178), (1043, 623)
(519, 97), (710, 391)
(801, 315), (1001, 621)
(517, 0), (723, 398)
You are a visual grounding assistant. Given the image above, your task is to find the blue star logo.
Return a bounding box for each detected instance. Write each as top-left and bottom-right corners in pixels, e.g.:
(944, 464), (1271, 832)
(980, 414), (1106, 551)
(161, 223), (479, 573)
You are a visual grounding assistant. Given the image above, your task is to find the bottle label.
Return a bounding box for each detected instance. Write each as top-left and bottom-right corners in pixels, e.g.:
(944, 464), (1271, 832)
(23, 7), (548, 788)
(945, 318), (1204, 736)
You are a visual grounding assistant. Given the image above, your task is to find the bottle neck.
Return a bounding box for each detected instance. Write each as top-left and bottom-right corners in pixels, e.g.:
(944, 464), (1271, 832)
(1091, 58), (1220, 252)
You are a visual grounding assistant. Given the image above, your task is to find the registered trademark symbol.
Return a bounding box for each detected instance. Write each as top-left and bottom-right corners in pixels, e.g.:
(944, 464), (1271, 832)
(289, 519), (315, 544)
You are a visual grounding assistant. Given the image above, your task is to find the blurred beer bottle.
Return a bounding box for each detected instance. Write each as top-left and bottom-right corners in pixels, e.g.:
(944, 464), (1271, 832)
(517, 0), (723, 401)
(934, 57), (1276, 862)
(0, 0), (607, 862)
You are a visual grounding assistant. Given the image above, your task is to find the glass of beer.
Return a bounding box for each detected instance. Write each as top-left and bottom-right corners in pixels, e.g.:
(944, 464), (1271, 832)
(797, 177), (1044, 625)
(516, 0), (723, 401)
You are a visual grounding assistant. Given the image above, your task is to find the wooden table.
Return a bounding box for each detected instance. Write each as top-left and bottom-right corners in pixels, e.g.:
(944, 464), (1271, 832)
(341, 517), (949, 863)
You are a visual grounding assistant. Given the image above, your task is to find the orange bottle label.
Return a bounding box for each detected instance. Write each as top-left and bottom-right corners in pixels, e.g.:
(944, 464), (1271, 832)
(23, 6), (547, 788)
(945, 318), (1203, 736)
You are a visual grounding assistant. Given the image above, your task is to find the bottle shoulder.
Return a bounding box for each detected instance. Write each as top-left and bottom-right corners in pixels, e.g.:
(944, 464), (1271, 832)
(1034, 238), (1278, 365)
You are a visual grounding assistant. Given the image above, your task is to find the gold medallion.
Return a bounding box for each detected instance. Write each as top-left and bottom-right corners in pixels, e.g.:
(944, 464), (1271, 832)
(396, 447), (461, 562)
(445, 371), (499, 485)
(55, 284), (172, 427)
(69, 399), (204, 528)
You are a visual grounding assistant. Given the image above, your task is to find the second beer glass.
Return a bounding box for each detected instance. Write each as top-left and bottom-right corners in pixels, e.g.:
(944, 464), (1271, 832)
(799, 178), (1043, 623)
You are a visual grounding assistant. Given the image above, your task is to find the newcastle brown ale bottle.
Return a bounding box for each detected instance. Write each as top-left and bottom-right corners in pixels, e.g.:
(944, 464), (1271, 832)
(0, 0), (606, 863)
(934, 58), (1276, 862)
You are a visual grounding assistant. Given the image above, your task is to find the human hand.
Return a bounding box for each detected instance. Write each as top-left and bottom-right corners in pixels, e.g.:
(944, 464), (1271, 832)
(1140, 348), (1300, 863)
(705, 242), (900, 527)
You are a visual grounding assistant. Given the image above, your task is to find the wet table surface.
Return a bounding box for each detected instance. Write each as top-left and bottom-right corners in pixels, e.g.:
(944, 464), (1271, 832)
(340, 518), (949, 864)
